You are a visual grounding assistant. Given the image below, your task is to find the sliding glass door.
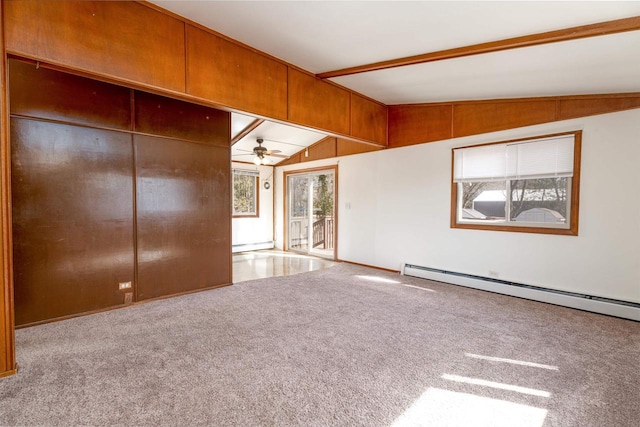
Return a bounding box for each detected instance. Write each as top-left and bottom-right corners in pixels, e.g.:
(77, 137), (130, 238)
(287, 168), (336, 259)
(288, 174), (310, 253)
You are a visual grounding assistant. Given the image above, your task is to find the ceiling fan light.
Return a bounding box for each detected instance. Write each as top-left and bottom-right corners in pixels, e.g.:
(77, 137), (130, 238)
(253, 156), (262, 166)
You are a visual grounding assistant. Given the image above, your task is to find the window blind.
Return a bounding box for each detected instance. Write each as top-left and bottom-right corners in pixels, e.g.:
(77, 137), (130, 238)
(453, 134), (575, 183)
(233, 169), (260, 177)
(453, 143), (507, 182)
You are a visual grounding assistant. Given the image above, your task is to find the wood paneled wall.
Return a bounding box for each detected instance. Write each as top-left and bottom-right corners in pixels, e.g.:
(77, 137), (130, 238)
(4, 1), (186, 92)
(281, 92), (640, 165)
(278, 136), (383, 166)
(336, 138), (384, 157)
(389, 94), (640, 147)
(135, 136), (230, 301)
(186, 25), (288, 121)
(388, 104), (453, 147)
(8, 60), (231, 327)
(288, 69), (351, 136)
(3, 0), (387, 146)
(11, 119), (136, 325)
(134, 91), (230, 146)
(350, 94), (388, 145)
(0, 0), (18, 378)
(10, 60), (132, 130)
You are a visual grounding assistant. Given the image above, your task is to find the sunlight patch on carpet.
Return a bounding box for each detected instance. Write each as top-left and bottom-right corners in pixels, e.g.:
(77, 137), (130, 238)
(465, 353), (559, 370)
(355, 275), (401, 284)
(442, 374), (551, 397)
(391, 387), (547, 427)
(401, 284), (436, 292)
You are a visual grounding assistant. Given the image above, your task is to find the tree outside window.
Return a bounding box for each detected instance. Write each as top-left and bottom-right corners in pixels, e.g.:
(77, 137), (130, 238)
(233, 171), (258, 217)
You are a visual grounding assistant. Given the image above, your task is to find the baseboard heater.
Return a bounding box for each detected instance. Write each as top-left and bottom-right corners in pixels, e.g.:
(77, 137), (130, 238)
(402, 264), (640, 321)
(232, 241), (275, 253)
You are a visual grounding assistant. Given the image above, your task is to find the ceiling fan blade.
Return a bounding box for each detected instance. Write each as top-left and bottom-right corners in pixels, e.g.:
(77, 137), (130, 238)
(265, 153), (289, 159)
(235, 148), (253, 153)
(261, 138), (308, 148)
(265, 149), (282, 154)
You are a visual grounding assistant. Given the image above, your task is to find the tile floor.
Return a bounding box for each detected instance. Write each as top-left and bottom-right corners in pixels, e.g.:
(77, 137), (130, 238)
(232, 250), (337, 283)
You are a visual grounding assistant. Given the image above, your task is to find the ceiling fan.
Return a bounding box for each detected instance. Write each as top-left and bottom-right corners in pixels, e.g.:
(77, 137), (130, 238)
(235, 138), (288, 165)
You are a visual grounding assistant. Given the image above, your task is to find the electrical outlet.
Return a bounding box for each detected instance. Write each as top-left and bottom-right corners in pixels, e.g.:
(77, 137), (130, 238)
(488, 271), (499, 278)
(119, 281), (132, 290)
(124, 292), (133, 304)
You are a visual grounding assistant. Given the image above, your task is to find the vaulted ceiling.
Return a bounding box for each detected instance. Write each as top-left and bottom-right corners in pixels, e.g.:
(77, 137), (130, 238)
(150, 1), (640, 164)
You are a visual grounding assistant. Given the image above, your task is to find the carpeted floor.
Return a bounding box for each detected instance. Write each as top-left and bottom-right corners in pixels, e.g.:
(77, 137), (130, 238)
(1, 263), (639, 426)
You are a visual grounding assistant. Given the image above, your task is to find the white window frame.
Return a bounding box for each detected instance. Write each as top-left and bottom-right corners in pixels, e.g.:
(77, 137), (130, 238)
(232, 169), (259, 217)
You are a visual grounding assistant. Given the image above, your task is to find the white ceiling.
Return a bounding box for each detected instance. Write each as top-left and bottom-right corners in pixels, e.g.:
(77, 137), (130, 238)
(230, 117), (326, 165)
(334, 30), (640, 104)
(152, 1), (640, 157)
(230, 112), (256, 137)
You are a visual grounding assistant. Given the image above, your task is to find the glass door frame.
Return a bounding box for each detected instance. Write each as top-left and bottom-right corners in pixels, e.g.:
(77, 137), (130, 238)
(283, 165), (338, 260)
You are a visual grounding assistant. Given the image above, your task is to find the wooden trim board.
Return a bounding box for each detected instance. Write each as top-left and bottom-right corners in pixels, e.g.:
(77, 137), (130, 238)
(317, 16), (640, 78)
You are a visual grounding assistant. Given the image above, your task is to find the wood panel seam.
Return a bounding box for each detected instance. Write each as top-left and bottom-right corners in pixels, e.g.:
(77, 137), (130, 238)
(184, 21), (189, 94)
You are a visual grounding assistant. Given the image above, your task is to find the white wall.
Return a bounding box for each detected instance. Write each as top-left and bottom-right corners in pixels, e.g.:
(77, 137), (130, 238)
(232, 162), (275, 247)
(275, 109), (640, 303)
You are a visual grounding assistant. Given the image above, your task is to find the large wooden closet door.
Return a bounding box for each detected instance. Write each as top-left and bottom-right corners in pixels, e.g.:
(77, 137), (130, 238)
(9, 60), (231, 325)
(135, 135), (230, 300)
(11, 118), (135, 325)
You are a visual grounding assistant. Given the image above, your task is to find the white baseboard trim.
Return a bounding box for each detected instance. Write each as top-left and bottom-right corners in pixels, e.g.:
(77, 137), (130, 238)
(232, 241), (275, 253)
(402, 264), (640, 321)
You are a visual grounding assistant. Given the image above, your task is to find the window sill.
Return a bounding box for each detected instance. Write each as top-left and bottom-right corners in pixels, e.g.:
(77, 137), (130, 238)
(451, 221), (578, 236)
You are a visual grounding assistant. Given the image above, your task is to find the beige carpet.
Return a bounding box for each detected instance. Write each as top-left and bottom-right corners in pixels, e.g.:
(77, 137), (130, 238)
(0, 263), (638, 426)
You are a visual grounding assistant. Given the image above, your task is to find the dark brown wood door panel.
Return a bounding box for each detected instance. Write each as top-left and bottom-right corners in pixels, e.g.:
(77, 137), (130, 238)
(11, 118), (135, 326)
(9, 61), (232, 325)
(134, 90), (230, 146)
(9, 59), (132, 130)
(135, 135), (231, 300)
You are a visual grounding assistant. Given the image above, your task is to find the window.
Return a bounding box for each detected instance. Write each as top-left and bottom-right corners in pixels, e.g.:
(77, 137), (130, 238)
(233, 170), (259, 217)
(451, 131), (581, 235)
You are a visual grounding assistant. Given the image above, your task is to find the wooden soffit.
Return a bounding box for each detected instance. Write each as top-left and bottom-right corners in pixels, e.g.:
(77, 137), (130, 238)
(277, 136), (384, 166)
(389, 93), (640, 148)
(3, 0), (388, 147)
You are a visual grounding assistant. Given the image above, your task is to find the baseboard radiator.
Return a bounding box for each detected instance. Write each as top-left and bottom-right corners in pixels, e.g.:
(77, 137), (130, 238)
(232, 241), (275, 253)
(402, 264), (640, 321)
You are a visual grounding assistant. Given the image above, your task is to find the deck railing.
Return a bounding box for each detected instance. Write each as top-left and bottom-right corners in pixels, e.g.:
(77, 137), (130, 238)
(312, 217), (334, 249)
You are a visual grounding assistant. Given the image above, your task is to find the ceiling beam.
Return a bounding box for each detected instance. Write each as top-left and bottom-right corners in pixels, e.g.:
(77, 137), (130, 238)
(316, 16), (640, 79)
(231, 118), (264, 145)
